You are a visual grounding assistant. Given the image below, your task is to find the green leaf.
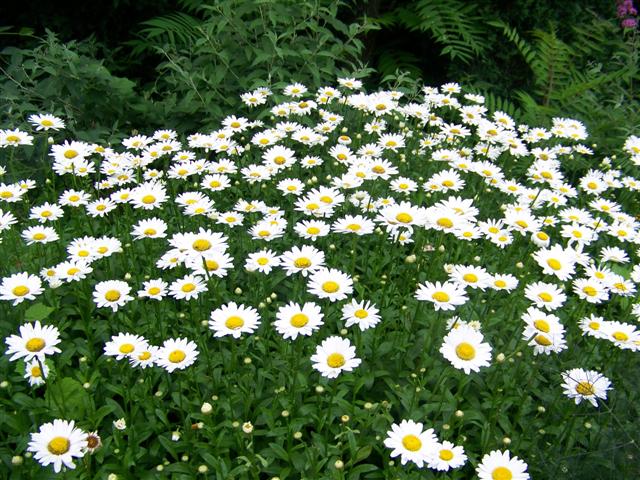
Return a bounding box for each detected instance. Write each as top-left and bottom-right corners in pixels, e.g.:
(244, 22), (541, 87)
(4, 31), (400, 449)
(24, 303), (55, 321)
(45, 377), (91, 418)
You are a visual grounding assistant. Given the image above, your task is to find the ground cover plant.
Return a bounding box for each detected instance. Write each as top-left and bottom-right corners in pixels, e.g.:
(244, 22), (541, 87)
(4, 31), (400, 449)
(0, 78), (639, 479)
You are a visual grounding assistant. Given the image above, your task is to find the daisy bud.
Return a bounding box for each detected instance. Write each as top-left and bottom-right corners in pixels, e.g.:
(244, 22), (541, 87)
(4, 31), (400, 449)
(405, 254), (416, 264)
(155, 390), (163, 397)
(364, 402), (373, 409)
(259, 302), (266, 308)
(198, 465), (209, 474)
(340, 328), (348, 335)
(181, 455), (189, 461)
(293, 431), (302, 439)
(83, 382), (90, 389)
(156, 465), (164, 472)
(538, 406), (546, 413)
(315, 385), (324, 394)
(270, 293), (277, 299)
(80, 356), (87, 362)
(108, 475), (118, 480)
(438, 245), (446, 252)
(516, 262), (524, 268)
(113, 418), (127, 430)
(341, 415), (350, 423)
(234, 287), (242, 295)
(201, 402), (213, 415)
(211, 395), (218, 400)
(47, 137), (54, 144)
(442, 423), (450, 430)
(266, 297), (272, 304)
(179, 313), (186, 319)
(0, 381), (8, 388)
(473, 256), (481, 262)
(242, 422), (254, 434)
(11, 456), (23, 465)
(124, 273), (132, 280)
(455, 410), (464, 418)
(200, 320), (208, 327)
(281, 410), (290, 417)
(243, 357), (252, 364)
(584, 422), (592, 429)
(171, 431), (181, 441)
(231, 421), (239, 428)
(334, 460), (344, 469)
(502, 437), (511, 445)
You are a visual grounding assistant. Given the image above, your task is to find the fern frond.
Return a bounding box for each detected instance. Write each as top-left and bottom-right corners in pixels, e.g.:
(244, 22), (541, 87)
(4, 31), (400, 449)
(128, 12), (203, 55)
(395, 0), (487, 64)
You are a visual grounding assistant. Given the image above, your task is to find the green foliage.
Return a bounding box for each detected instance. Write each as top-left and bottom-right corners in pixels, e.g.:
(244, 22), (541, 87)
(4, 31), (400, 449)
(127, 0), (375, 131)
(369, 0), (489, 78)
(490, 16), (640, 151)
(0, 31), (156, 142)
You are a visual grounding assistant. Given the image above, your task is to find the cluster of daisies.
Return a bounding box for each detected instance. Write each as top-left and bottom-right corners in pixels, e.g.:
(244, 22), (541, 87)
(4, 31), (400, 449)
(1, 76), (639, 475)
(384, 419), (529, 479)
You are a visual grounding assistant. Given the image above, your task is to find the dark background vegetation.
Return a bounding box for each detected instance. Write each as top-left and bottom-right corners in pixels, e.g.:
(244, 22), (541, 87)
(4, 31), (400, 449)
(0, 0), (637, 146)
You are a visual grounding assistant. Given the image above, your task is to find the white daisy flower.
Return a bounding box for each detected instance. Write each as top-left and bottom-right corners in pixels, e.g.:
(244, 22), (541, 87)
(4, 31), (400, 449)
(209, 302), (261, 339)
(5, 320), (61, 362)
(28, 419), (88, 473)
(561, 368), (612, 407)
(274, 301), (324, 340)
(383, 419), (438, 468)
(440, 325), (492, 374)
(310, 336), (361, 378)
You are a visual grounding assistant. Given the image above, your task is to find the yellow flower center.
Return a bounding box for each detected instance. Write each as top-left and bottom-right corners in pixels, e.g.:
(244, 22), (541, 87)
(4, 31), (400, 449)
(225, 316), (244, 329)
(612, 331), (629, 341)
(437, 218), (453, 229)
(31, 365), (42, 377)
(97, 246), (108, 254)
(306, 203), (319, 211)
(209, 180), (221, 188)
(181, 283), (196, 293)
(327, 352), (346, 368)
(96, 205), (107, 211)
(33, 233), (47, 241)
(26, 337), (46, 352)
(322, 281), (340, 293)
(290, 313), (309, 327)
(372, 165), (385, 174)
(294, 257), (312, 268)
(431, 291), (450, 303)
(307, 227), (320, 235)
(141, 195), (156, 204)
(168, 349), (186, 363)
(205, 260), (219, 271)
(538, 292), (553, 302)
(395, 213), (413, 224)
(6, 135), (21, 142)
(515, 220), (528, 229)
(587, 182), (597, 190)
(193, 239), (211, 251)
(494, 280), (506, 288)
(12, 285), (30, 296)
(143, 228), (157, 236)
(354, 309), (368, 319)
(148, 287), (161, 295)
(230, 121), (241, 128)
(463, 273), (478, 283)
(439, 449), (454, 461)
(492, 467), (513, 480)
(47, 437), (70, 455)
(375, 103), (387, 111)
(346, 224), (361, 231)
(67, 268), (80, 275)
(401, 434), (422, 452)
(588, 321), (600, 330)
(546, 259), (562, 270)
(138, 351), (151, 361)
(455, 342), (476, 360)
(537, 232), (549, 241)
(442, 180), (454, 187)
(64, 150), (78, 159)
(534, 319), (550, 333)
(534, 334), (552, 346)
(258, 230), (271, 237)
(257, 257), (268, 266)
(105, 290), (121, 302)
(582, 286), (597, 297)
(576, 382), (595, 396)
(119, 343), (135, 354)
